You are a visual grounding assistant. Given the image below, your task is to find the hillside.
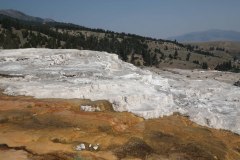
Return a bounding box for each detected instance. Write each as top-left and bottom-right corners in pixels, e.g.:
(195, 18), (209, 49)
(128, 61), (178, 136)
(188, 41), (240, 57)
(169, 29), (240, 42)
(0, 11), (239, 72)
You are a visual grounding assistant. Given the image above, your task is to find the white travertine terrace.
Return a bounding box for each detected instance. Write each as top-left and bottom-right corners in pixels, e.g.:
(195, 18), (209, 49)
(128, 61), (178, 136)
(0, 48), (239, 134)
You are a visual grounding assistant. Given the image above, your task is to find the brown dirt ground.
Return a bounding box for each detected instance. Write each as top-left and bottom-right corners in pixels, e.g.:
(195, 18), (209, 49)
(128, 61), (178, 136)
(0, 92), (240, 160)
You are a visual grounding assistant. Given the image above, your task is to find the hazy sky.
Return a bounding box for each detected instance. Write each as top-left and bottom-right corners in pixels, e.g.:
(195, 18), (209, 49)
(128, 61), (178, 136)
(0, 0), (240, 38)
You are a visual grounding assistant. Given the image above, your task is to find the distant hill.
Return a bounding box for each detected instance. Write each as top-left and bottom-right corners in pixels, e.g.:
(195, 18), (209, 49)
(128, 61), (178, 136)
(169, 29), (240, 42)
(0, 9), (55, 23)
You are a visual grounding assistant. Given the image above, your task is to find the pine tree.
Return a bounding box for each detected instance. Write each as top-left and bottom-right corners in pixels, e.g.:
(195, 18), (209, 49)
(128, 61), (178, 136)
(174, 50), (178, 59)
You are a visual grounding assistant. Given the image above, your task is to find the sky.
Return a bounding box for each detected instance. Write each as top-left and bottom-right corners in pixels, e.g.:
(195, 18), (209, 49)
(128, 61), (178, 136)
(0, 0), (240, 39)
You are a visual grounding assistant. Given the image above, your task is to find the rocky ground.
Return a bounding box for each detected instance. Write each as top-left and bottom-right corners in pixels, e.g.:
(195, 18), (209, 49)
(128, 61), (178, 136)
(0, 92), (240, 160)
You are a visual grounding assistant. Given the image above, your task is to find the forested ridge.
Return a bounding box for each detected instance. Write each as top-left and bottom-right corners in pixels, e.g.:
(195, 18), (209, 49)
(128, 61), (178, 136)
(0, 14), (239, 72)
